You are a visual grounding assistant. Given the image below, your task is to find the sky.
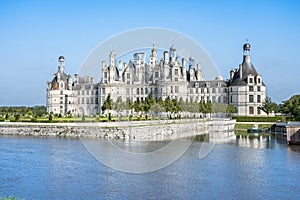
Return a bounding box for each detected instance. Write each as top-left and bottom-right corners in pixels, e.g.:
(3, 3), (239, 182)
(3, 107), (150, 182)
(0, 0), (299, 105)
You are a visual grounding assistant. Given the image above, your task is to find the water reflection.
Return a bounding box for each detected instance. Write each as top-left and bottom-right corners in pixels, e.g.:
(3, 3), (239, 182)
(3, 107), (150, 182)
(1, 133), (300, 199)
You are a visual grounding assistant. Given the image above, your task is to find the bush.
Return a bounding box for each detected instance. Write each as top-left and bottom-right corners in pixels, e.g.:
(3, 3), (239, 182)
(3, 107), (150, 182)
(31, 118), (37, 122)
(232, 116), (285, 122)
(0, 117), (5, 122)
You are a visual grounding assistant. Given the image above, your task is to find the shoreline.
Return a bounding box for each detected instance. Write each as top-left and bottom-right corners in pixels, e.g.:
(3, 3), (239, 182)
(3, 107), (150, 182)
(0, 119), (236, 141)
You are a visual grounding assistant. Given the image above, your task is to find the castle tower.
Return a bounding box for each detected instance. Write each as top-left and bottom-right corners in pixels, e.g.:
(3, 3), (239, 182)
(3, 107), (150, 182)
(229, 43), (266, 116)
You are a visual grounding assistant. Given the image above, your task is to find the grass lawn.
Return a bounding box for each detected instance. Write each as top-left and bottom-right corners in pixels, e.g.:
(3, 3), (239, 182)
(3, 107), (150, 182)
(235, 123), (273, 130)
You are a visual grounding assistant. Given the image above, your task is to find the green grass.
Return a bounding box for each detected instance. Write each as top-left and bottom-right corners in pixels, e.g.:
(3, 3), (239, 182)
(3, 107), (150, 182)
(235, 123), (273, 130)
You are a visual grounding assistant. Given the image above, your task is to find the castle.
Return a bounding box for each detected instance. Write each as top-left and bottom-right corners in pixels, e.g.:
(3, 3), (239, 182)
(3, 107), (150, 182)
(46, 43), (266, 116)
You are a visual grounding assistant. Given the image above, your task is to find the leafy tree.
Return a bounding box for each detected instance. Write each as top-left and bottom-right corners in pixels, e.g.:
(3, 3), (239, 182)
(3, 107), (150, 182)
(259, 96), (276, 116)
(157, 97), (164, 107)
(280, 94), (300, 117)
(102, 94), (113, 112)
(226, 105), (238, 113)
(133, 98), (142, 112)
(14, 113), (20, 121)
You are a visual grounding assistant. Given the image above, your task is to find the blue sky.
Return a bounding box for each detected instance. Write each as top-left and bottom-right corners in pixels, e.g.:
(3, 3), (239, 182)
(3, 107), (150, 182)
(0, 0), (299, 105)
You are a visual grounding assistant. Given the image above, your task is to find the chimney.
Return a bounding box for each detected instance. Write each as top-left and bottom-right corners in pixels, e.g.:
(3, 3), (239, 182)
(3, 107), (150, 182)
(230, 69), (234, 79)
(163, 51), (169, 64)
(239, 64), (243, 79)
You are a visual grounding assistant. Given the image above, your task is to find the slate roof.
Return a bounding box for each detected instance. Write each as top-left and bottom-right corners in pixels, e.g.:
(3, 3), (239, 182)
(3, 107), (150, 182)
(229, 55), (265, 86)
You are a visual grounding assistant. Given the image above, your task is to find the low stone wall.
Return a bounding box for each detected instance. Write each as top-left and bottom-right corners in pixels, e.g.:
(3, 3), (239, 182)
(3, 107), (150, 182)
(0, 119), (236, 140)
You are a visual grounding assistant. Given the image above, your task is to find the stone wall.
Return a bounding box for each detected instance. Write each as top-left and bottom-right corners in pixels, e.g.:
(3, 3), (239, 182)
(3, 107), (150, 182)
(0, 119), (235, 141)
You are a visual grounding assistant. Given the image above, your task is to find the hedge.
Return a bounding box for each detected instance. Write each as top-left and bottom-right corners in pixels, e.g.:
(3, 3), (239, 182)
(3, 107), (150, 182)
(232, 116), (286, 122)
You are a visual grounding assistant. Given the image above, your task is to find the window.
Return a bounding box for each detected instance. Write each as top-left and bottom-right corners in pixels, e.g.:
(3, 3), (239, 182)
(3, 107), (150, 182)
(175, 69), (178, 75)
(257, 95), (261, 103)
(230, 96), (233, 103)
(175, 78), (178, 82)
(82, 90), (85, 95)
(90, 98), (93, 104)
(175, 86), (179, 93)
(249, 86), (254, 91)
(257, 86), (261, 92)
(95, 90), (98, 95)
(249, 106), (254, 114)
(104, 72), (107, 78)
(190, 89), (193, 94)
(127, 81), (130, 84)
(141, 88), (144, 95)
(249, 95), (254, 103)
(87, 90), (89, 95)
(78, 98), (80, 104)
(86, 98), (89, 104)
(137, 88), (139, 95)
(201, 88), (204, 93)
(155, 71), (159, 78)
(258, 78), (261, 84)
(196, 88), (198, 94)
(171, 86), (173, 93)
(249, 78), (253, 83)
(95, 97), (98, 104)
(81, 98), (84, 104)
(257, 107), (261, 115)
(145, 88), (148, 94)
(127, 73), (130, 79)
(102, 88), (105, 94)
(212, 88), (216, 93)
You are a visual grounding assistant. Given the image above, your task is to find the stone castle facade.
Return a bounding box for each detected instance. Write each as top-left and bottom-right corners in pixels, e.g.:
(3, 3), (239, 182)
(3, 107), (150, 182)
(46, 43), (266, 116)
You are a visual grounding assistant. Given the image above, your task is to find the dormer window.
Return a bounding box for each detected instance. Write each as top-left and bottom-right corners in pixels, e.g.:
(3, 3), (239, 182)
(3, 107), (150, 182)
(258, 78), (261, 84)
(249, 78), (253, 84)
(206, 83), (210, 87)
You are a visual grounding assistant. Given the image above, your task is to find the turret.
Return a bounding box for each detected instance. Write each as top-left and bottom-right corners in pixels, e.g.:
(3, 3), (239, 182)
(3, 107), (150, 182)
(109, 51), (116, 83)
(110, 51), (115, 68)
(169, 46), (176, 64)
(58, 56), (65, 73)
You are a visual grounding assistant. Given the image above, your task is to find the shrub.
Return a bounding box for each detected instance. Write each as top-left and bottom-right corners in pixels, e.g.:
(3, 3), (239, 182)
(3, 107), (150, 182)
(232, 116), (285, 122)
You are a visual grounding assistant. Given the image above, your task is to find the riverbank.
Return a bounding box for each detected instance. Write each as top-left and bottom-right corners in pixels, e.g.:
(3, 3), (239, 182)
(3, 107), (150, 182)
(0, 119), (235, 140)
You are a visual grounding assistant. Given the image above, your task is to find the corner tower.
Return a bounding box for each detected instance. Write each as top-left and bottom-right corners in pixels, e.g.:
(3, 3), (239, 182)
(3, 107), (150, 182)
(228, 43), (266, 116)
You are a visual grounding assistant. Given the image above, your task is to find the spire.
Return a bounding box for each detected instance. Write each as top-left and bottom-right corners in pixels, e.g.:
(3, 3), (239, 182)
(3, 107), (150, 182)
(58, 56), (65, 72)
(151, 43), (156, 57)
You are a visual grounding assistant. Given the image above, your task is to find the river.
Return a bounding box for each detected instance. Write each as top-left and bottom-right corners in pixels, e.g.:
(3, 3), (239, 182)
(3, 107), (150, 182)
(0, 134), (300, 199)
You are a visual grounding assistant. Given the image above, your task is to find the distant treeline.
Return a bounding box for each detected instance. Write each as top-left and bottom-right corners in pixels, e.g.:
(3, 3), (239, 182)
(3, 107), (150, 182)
(0, 106), (47, 118)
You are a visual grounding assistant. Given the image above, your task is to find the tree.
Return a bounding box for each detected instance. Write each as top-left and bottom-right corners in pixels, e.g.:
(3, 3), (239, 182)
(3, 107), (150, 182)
(280, 94), (300, 117)
(259, 96), (276, 117)
(102, 94), (113, 112)
(226, 105), (238, 114)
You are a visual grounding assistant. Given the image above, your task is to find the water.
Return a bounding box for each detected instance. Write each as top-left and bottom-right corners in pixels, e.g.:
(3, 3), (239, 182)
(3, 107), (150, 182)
(1, 135), (300, 200)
